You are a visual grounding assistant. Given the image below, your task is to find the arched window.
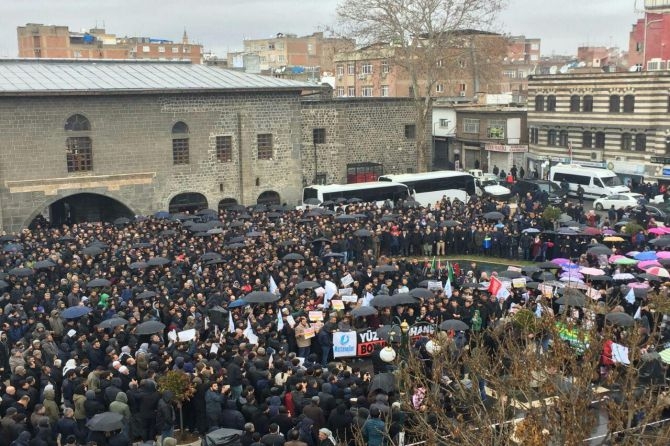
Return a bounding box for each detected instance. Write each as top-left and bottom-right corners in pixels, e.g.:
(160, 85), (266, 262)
(558, 130), (569, 147)
(546, 95), (557, 112)
(583, 95), (593, 112)
(609, 95), (620, 113)
(582, 131), (593, 148)
(65, 114), (92, 172)
(547, 129), (557, 146)
(569, 95), (580, 112)
(534, 95), (544, 112)
(172, 121), (189, 165)
(623, 95), (635, 113)
(621, 133), (632, 151)
(595, 132), (606, 149)
(635, 133), (646, 151)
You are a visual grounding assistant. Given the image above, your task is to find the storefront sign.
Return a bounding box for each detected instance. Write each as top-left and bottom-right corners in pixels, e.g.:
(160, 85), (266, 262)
(332, 331), (357, 358)
(484, 144), (528, 153)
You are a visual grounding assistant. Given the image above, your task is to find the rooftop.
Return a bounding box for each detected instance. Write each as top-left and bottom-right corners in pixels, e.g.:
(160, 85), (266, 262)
(0, 59), (316, 96)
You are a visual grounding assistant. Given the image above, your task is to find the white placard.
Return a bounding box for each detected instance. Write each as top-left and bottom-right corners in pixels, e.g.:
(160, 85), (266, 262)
(427, 281), (443, 290)
(332, 331), (357, 358)
(341, 274), (354, 287)
(286, 315), (296, 328)
(177, 329), (196, 342)
(341, 295), (358, 303)
(611, 343), (630, 365)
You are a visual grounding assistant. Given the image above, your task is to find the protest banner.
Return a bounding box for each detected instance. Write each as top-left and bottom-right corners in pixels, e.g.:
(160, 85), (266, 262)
(332, 331), (357, 357)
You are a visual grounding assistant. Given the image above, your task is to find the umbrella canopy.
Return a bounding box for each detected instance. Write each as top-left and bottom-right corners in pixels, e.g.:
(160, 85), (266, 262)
(613, 257), (638, 266)
(81, 246), (103, 257)
(135, 321), (166, 335)
(605, 312), (635, 327)
(87, 412), (124, 432)
(522, 227), (541, 233)
(87, 278), (111, 288)
(650, 238), (670, 248)
(579, 267), (605, 276)
(304, 198), (321, 206)
(113, 217), (131, 226)
(96, 318), (129, 329)
(634, 251), (658, 261)
(353, 229), (373, 237)
(638, 260), (661, 269)
(323, 252), (345, 258)
(499, 270), (522, 279)
(369, 373), (397, 393)
(521, 266), (541, 275)
(282, 253), (305, 261)
(439, 319), (470, 331)
(129, 262), (148, 270)
(657, 251), (670, 259)
(603, 236), (625, 243)
(371, 294), (417, 307)
(537, 261), (561, 269)
(228, 299), (248, 308)
(612, 273), (636, 281)
(587, 245), (612, 256)
(534, 271), (556, 282)
(351, 306), (378, 318)
(246, 231), (263, 237)
(33, 259), (56, 269)
(147, 257), (170, 266)
(0, 234), (18, 242)
(410, 288), (434, 299)
(200, 252), (223, 262)
(646, 266), (670, 278)
(244, 291), (280, 304)
(582, 227), (601, 236)
(555, 290), (587, 307)
(61, 306), (92, 319)
(136, 290), (157, 300)
(3, 243), (23, 252)
(8, 267), (33, 277)
(483, 211), (504, 221)
(373, 265), (397, 273)
(441, 220), (462, 228)
(311, 237), (332, 244)
(295, 281), (321, 290)
(0, 280), (9, 289)
(403, 200), (421, 209)
(590, 275), (613, 282)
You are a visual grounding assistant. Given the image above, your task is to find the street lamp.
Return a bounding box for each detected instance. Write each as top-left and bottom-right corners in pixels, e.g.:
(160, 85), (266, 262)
(380, 345), (397, 363)
(425, 339), (441, 355)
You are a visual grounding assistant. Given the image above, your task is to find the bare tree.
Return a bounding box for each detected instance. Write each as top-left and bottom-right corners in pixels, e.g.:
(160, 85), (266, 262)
(336, 0), (506, 172)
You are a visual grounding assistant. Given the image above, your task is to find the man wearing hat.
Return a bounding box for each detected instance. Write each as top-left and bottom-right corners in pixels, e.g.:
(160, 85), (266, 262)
(318, 428), (336, 446)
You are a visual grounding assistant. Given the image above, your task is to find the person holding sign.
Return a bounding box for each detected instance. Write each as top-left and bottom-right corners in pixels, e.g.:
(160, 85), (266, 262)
(295, 316), (313, 358)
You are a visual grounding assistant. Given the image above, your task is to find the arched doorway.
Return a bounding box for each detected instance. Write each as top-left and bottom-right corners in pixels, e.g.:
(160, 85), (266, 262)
(169, 192), (208, 214)
(35, 193), (134, 227)
(257, 191), (280, 206)
(218, 198), (238, 211)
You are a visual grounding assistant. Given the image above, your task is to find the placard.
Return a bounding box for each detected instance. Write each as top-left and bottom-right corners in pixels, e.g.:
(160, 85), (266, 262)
(309, 311), (324, 321)
(303, 327), (316, 339)
(177, 329), (196, 342)
(512, 278), (527, 288)
(331, 300), (345, 310)
(341, 295), (358, 303)
(427, 281), (443, 290)
(356, 329), (385, 356)
(611, 343), (630, 365)
(341, 274), (354, 287)
(339, 288), (353, 296)
(286, 315), (296, 328)
(507, 266), (522, 272)
(332, 331), (357, 358)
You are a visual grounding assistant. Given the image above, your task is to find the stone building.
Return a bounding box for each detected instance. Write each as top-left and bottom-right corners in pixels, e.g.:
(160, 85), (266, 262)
(0, 60), (420, 232)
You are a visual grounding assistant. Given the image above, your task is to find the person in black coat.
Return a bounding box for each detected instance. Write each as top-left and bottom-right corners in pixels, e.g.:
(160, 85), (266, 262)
(137, 380), (161, 442)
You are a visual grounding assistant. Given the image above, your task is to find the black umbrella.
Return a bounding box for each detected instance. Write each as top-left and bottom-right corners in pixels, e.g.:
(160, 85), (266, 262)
(58, 235), (76, 242)
(295, 281), (321, 290)
(590, 275), (613, 282)
(410, 288), (434, 299)
(136, 290), (157, 300)
(229, 236), (246, 244)
(441, 220), (462, 228)
(351, 306), (378, 318)
(347, 197), (363, 204)
(323, 252), (345, 258)
(129, 262), (148, 270)
(246, 231), (263, 238)
(34, 260), (56, 269)
(499, 270), (522, 279)
(4, 243), (23, 253)
(403, 200), (421, 209)
(521, 266), (541, 275)
(226, 243), (246, 249)
(267, 212), (283, 219)
(229, 220), (245, 228)
(605, 312), (635, 327)
(311, 237), (331, 244)
(159, 229), (177, 237)
(87, 412), (124, 432)
(354, 229), (373, 237)
(305, 209), (324, 218)
(135, 321), (166, 335)
(81, 246), (103, 257)
(637, 273), (662, 282)
(282, 253), (305, 261)
(335, 215), (357, 222)
(371, 293), (417, 307)
(369, 373), (397, 393)
(381, 215), (399, 222)
(555, 290), (587, 307)
(537, 261), (562, 269)
(0, 280), (9, 289)
(147, 257), (170, 266)
(587, 245), (612, 256)
(0, 234), (18, 242)
(244, 291), (280, 304)
(8, 267), (33, 277)
(304, 198), (321, 206)
(525, 281), (540, 289)
(439, 319), (470, 331)
(534, 271), (556, 282)
(61, 306), (92, 319)
(113, 217), (131, 226)
(87, 278), (111, 288)
(132, 242), (153, 249)
(483, 211), (504, 220)
(197, 208), (218, 216)
(373, 265), (397, 273)
(96, 318), (129, 329)
(650, 237), (670, 248)
(623, 286), (648, 298)
(201, 252), (223, 262)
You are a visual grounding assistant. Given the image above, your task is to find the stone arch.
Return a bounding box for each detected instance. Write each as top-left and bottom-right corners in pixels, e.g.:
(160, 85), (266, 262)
(168, 192), (208, 214)
(25, 192), (135, 228)
(218, 198), (239, 211)
(257, 190), (281, 206)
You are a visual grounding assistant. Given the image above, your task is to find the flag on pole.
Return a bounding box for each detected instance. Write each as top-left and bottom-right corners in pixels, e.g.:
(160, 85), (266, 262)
(269, 275), (278, 295)
(444, 262), (452, 298)
(447, 262), (455, 284)
(429, 256), (436, 272)
(228, 311), (235, 333)
(244, 317), (258, 344)
(624, 288), (635, 304)
(488, 276), (503, 296)
(324, 280), (338, 309)
(437, 258), (442, 272)
(277, 311), (284, 331)
(535, 302), (543, 318)
(634, 305), (642, 320)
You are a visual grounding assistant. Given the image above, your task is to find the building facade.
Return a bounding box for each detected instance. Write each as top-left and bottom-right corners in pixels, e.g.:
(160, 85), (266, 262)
(527, 71), (670, 183)
(0, 60), (420, 232)
(17, 24), (202, 63)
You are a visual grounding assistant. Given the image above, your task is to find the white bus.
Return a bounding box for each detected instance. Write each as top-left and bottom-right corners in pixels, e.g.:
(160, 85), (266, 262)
(549, 164), (629, 198)
(301, 181), (411, 207)
(378, 171), (476, 206)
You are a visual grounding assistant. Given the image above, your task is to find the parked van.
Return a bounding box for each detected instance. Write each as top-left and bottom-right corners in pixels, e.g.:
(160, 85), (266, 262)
(548, 164), (629, 198)
(514, 179), (566, 205)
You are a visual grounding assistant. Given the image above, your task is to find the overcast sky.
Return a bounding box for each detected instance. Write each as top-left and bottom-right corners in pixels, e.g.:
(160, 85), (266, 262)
(0, 0), (640, 59)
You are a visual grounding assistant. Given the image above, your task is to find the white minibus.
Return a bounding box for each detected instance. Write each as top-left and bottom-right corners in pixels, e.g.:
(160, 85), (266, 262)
(549, 164), (629, 198)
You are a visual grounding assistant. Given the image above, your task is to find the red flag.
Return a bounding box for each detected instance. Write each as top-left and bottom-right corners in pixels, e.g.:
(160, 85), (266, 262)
(488, 276), (502, 296)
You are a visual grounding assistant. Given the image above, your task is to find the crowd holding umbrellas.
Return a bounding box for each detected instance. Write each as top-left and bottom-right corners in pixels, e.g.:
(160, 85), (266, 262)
(0, 190), (669, 445)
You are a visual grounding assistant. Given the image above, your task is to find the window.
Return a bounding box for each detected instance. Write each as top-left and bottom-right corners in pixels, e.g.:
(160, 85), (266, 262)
(463, 118), (480, 134)
(313, 128), (326, 144)
(583, 95), (593, 112)
(361, 63), (373, 74)
(404, 124), (416, 139)
(503, 70), (517, 78)
(381, 60), (390, 74)
(257, 134), (273, 160)
(439, 119), (450, 128)
(559, 130), (569, 147)
(635, 133), (646, 151)
(595, 131), (606, 149)
(347, 63), (355, 75)
(66, 137), (92, 172)
(215, 135), (232, 162)
(487, 120), (506, 139)
(348, 86), (355, 97)
(308, 43), (314, 54)
(362, 86), (373, 97)
(436, 84), (444, 93)
(458, 60), (466, 68)
(183, 46), (191, 53)
(381, 85), (389, 97)
(621, 133), (632, 151)
(582, 131), (593, 148)
(570, 95), (580, 112)
(278, 55), (285, 63)
(547, 129), (557, 146)
(172, 47), (179, 53)
(65, 114), (91, 131)
(529, 127), (539, 144)
(172, 121), (189, 165)
(337, 87), (345, 97)
(142, 45), (150, 52)
(535, 95), (544, 112)
(158, 46), (165, 53)
(623, 95), (635, 113)
(546, 95), (556, 112)
(436, 59), (443, 67)
(337, 65), (344, 76)
(459, 83), (466, 92)
(609, 95), (620, 113)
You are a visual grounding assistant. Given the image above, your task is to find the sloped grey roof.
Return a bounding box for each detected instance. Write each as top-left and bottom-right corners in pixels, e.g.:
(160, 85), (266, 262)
(0, 60), (316, 95)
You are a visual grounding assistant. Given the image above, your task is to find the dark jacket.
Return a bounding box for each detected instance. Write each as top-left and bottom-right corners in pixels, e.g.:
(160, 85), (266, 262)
(156, 391), (175, 432)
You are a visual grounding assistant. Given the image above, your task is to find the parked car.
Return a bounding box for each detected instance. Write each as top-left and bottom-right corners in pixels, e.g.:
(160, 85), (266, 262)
(514, 179), (566, 206)
(593, 193), (646, 211)
(638, 204), (670, 225)
(474, 174), (511, 199)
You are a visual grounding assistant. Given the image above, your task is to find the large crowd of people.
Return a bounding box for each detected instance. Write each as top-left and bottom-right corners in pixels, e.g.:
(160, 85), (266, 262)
(0, 186), (668, 446)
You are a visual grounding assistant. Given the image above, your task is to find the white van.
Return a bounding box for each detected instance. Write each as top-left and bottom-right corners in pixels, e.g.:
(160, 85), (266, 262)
(549, 164), (629, 198)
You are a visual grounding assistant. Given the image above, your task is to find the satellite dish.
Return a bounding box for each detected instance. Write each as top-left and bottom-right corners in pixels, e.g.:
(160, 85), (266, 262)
(549, 65), (558, 74)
